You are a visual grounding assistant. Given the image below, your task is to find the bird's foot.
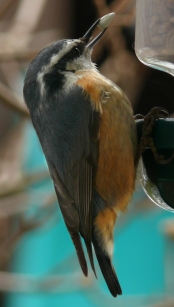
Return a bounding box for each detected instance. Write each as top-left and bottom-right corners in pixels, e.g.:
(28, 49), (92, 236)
(135, 107), (173, 165)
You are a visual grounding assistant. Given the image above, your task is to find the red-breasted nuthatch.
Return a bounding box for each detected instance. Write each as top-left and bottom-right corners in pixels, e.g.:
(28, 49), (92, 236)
(23, 13), (138, 297)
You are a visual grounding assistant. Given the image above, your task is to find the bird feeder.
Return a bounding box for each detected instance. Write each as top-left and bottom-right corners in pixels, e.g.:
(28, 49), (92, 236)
(136, 119), (174, 212)
(135, 0), (174, 211)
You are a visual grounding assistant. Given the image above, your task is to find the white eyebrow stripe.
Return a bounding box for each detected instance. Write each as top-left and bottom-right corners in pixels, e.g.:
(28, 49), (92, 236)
(36, 40), (79, 97)
(49, 40), (77, 67)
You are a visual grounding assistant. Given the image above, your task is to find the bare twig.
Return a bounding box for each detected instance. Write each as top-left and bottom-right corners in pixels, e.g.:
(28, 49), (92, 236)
(111, 0), (135, 14)
(11, 0), (47, 36)
(0, 271), (92, 293)
(111, 8), (135, 26)
(0, 169), (50, 198)
(0, 81), (29, 117)
(0, 0), (17, 19)
(0, 191), (57, 270)
(92, 0), (108, 16)
(0, 49), (38, 62)
(0, 28), (61, 62)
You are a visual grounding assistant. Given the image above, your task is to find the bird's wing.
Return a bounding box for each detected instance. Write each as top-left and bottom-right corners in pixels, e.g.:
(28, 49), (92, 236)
(34, 86), (100, 276)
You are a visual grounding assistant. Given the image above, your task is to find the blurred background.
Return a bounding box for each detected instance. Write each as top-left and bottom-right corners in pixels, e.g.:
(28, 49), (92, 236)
(0, 0), (174, 306)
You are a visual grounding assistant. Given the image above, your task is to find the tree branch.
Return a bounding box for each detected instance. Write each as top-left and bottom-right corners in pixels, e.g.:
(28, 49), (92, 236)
(0, 81), (29, 117)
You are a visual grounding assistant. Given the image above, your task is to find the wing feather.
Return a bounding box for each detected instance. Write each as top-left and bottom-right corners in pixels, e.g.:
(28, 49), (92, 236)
(50, 165), (88, 276)
(33, 86), (100, 276)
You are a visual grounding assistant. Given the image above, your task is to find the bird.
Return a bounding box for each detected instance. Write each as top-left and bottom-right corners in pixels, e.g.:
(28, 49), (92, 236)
(23, 13), (138, 297)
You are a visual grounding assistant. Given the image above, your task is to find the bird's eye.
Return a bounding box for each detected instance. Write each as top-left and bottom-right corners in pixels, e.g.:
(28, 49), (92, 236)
(72, 47), (80, 58)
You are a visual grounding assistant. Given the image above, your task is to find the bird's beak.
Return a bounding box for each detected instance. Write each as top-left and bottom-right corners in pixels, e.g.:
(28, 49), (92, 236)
(80, 12), (115, 49)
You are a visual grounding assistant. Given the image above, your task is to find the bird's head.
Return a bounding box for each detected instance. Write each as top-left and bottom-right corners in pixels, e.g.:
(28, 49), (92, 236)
(24, 13), (115, 105)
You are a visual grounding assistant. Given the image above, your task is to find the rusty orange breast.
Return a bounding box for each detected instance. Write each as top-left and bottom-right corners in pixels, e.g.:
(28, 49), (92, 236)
(76, 69), (137, 212)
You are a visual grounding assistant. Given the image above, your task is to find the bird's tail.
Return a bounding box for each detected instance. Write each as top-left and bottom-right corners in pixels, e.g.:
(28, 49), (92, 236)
(71, 232), (88, 277)
(92, 233), (122, 297)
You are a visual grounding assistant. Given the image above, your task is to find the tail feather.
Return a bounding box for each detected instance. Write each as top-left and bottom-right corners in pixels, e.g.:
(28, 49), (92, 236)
(85, 239), (97, 277)
(93, 235), (122, 297)
(71, 232), (88, 277)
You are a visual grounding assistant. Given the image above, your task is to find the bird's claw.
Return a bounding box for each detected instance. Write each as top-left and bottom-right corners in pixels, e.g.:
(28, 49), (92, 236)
(135, 107), (173, 165)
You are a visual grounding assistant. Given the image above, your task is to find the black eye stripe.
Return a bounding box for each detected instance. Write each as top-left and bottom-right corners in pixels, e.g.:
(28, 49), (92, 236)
(48, 41), (85, 72)
(60, 42), (85, 63)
